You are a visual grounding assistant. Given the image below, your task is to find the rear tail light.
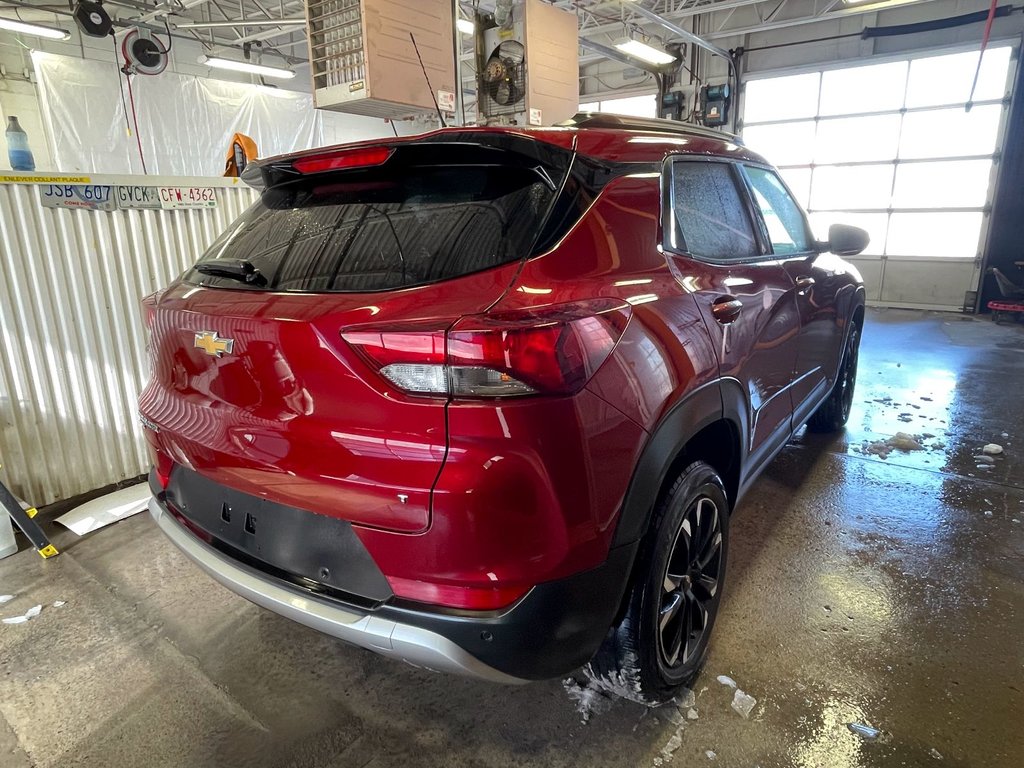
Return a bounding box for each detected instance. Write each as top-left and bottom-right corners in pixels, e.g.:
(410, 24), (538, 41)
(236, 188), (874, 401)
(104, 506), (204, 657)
(342, 299), (630, 398)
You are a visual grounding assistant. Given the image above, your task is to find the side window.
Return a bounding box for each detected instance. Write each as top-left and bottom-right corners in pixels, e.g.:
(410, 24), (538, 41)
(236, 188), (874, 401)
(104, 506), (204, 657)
(669, 161), (760, 262)
(743, 166), (813, 256)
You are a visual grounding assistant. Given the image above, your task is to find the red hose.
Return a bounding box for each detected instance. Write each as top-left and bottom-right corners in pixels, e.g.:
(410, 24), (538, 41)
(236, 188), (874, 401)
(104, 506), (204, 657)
(966, 0), (999, 110)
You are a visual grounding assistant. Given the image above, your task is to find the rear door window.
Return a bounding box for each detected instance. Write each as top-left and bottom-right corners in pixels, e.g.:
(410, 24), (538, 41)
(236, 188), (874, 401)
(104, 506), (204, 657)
(187, 164), (555, 293)
(667, 160), (761, 262)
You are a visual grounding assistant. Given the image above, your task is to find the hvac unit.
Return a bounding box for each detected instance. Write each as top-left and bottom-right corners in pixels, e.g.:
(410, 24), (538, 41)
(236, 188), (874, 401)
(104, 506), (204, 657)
(305, 0), (455, 119)
(475, 0), (577, 126)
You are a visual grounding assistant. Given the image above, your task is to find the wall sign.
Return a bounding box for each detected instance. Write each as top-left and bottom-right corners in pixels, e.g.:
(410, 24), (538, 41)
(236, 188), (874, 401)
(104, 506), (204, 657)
(115, 185), (161, 209)
(39, 184), (116, 211)
(159, 186), (218, 209)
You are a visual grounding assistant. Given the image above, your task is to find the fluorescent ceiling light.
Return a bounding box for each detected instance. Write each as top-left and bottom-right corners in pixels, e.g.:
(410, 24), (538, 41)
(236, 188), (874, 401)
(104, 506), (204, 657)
(0, 17), (70, 40)
(614, 38), (676, 66)
(456, 18), (474, 35)
(199, 55), (296, 80)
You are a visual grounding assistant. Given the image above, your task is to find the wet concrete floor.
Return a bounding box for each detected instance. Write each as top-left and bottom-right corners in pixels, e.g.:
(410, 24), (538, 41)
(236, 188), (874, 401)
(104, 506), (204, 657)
(1, 308), (1021, 768)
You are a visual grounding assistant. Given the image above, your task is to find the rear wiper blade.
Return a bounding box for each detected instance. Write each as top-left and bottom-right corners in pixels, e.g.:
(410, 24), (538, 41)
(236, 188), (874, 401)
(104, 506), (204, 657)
(194, 259), (268, 287)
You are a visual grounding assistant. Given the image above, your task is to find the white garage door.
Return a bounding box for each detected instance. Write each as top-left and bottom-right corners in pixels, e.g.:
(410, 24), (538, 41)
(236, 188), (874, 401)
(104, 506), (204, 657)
(741, 45), (1015, 309)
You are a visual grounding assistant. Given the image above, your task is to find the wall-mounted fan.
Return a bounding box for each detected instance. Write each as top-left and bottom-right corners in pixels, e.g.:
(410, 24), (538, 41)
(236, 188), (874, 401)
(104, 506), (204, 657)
(121, 28), (168, 76)
(481, 39), (525, 114)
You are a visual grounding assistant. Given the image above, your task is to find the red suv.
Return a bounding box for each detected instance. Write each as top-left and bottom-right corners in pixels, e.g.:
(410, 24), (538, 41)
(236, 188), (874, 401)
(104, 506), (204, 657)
(140, 114), (866, 703)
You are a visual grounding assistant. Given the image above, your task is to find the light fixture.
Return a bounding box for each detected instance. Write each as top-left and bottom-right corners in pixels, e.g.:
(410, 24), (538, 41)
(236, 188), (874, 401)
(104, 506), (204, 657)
(614, 37), (676, 66)
(0, 17), (71, 40)
(198, 55), (296, 79)
(456, 18), (474, 35)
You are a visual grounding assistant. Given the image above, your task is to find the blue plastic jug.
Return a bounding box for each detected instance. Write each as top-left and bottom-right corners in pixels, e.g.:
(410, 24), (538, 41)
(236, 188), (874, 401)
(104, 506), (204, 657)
(6, 116), (35, 172)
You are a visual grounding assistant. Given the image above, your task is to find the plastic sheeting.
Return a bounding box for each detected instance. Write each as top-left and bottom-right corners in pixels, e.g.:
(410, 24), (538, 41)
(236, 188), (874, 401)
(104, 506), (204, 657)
(33, 52), (398, 176)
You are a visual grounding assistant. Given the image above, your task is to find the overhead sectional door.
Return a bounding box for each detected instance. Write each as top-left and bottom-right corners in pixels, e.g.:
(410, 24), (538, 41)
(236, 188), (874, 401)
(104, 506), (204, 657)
(740, 45), (1016, 310)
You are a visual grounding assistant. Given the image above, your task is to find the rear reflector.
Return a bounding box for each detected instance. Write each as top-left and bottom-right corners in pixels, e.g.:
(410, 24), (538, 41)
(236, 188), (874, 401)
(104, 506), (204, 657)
(292, 146), (393, 174)
(386, 575), (530, 611)
(342, 299), (630, 398)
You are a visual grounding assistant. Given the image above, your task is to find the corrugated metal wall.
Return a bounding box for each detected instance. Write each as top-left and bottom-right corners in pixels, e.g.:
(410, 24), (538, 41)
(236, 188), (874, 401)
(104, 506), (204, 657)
(0, 177), (258, 504)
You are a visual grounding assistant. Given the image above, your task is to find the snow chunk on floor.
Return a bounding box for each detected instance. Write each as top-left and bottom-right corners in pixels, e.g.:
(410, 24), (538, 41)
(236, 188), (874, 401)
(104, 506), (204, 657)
(982, 443), (1004, 455)
(716, 675), (737, 689)
(862, 432), (924, 459)
(2, 603), (43, 625)
(731, 689), (757, 719)
(562, 678), (614, 723)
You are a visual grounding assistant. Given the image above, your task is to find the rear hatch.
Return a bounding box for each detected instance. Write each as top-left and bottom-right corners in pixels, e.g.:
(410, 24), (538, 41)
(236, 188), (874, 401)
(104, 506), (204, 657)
(139, 134), (575, 533)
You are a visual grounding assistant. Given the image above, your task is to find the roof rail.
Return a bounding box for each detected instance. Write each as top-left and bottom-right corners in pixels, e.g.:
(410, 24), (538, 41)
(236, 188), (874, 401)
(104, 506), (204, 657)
(558, 112), (743, 145)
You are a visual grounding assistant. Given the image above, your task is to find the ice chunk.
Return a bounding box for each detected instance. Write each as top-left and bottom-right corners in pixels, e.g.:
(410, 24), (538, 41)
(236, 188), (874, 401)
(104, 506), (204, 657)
(716, 675), (737, 689)
(731, 689), (757, 719)
(687, 708), (699, 721)
(660, 732), (683, 759)
(984, 510), (993, 517)
(973, 455), (995, 464)
(705, 750), (717, 760)
(929, 748), (943, 760)
(675, 687), (696, 709)
(847, 722), (881, 740)
(3, 604), (42, 625)
(0, 595), (13, 604)
(52, 600), (66, 608)
(982, 443), (1003, 455)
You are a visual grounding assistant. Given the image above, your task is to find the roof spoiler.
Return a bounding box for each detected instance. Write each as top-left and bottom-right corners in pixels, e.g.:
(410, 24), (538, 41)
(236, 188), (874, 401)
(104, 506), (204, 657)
(559, 112), (743, 145)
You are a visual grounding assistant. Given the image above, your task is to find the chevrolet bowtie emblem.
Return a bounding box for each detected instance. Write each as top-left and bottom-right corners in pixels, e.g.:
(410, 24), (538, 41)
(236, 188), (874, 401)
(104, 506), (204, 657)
(194, 330), (234, 357)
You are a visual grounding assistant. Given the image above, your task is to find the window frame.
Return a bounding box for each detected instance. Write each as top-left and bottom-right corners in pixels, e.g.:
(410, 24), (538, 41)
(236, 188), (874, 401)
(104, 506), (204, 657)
(660, 155), (776, 266)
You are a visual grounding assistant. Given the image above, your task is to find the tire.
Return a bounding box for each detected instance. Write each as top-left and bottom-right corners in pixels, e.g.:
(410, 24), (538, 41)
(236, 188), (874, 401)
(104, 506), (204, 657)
(807, 322), (861, 433)
(587, 461), (729, 705)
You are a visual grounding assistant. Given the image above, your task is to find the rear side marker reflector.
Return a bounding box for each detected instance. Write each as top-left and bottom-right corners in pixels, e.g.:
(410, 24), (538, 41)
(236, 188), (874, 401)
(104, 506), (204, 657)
(386, 575), (530, 610)
(342, 299), (631, 398)
(292, 146), (393, 174)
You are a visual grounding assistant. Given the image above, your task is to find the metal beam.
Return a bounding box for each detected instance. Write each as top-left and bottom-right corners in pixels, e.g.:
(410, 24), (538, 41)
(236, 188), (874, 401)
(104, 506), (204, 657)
(175, 17), (305, 28)
(703, 0), (940, 38)
(627, 2), (732, 59)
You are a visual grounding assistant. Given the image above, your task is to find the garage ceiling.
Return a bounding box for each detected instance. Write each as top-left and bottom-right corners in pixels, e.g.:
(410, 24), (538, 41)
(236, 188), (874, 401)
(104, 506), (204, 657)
(95, 0), (937, 67)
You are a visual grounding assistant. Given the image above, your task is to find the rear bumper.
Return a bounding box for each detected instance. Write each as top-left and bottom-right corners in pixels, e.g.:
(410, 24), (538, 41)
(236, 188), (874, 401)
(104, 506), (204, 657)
(149, 494), (637, 682)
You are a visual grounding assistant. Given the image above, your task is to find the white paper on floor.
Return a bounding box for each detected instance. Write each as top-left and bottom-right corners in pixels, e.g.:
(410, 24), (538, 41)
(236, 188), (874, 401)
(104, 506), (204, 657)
(54, 482), (151, 536)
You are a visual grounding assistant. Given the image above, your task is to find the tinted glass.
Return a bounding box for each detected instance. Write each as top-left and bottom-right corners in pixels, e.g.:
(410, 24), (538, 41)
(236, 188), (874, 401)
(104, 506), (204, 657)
(670, 162), (759, 262)
(186, 165), (553, 292)
(744, 166), (811, 255)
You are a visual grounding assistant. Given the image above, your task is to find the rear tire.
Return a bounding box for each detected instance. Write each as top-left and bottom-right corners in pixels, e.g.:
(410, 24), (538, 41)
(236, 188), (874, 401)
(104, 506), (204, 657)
(587, 461), (729, 705)
(807, 323), (860, 433)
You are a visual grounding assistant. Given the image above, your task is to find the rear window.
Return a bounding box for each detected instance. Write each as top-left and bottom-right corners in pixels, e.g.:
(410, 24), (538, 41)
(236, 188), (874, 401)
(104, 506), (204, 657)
(185, 164), (555, 293)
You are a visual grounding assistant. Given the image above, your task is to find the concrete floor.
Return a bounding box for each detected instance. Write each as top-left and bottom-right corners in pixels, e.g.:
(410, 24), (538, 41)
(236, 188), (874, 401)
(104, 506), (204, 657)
(1, 308), (1022, 768)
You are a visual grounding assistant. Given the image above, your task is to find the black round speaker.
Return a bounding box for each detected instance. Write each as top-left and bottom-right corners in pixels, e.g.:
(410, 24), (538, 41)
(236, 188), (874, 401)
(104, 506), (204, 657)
(74, 0), (113, 38)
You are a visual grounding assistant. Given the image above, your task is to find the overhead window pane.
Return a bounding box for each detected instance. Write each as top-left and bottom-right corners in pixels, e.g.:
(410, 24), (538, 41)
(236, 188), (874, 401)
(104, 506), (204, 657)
(810, 212), (888, 257)
(744, 166), (812, 255)
(810, 164), (894, 210)
(815, 114), (901, 163)
(906, 47), (1012, 107)
(886, 211), (983, 257)
(741, 121), (816, 166)
(898, 105), (1002, 158)
(671, 162), (759, 261)
(744, 72), (821, 122)
(819, 61), (908, 115)
(599, 94), (656, 117)
(779, 168), (811, 208)
(892, 160), (993, 208)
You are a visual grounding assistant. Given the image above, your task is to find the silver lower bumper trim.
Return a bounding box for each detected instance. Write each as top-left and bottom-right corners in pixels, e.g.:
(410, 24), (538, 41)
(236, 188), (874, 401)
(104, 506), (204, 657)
(148, 497), (525, 684)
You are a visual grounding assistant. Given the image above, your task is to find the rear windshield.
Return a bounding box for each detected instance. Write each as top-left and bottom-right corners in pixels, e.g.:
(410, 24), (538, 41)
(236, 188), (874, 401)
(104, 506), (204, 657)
(185, 164), (555, 293)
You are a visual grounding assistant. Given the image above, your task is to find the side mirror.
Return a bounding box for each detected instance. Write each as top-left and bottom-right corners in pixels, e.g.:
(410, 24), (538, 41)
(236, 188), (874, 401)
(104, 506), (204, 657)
(825, 223), (870, 256)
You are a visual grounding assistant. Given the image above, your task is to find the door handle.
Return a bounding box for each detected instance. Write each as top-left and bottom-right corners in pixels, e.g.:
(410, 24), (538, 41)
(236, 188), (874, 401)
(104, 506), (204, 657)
(711, 296), (743, 325)
(795, 275), (815, 293)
